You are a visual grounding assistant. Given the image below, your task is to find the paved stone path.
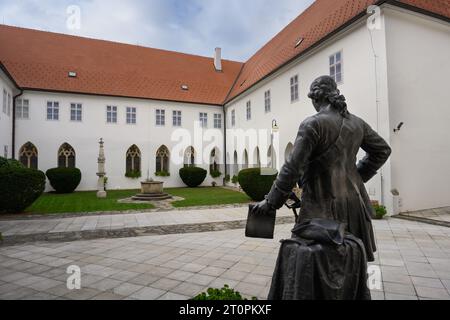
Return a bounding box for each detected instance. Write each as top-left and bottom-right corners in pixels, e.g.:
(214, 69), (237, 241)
(1, 216), (449, 300)
(0, 207), (292, 243)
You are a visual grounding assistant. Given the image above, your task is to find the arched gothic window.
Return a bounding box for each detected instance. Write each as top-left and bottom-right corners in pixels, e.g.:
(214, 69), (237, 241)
(184, 146), (196, 167)
(156, 145), (170, 173)
(19, 142), (38, 169)
(126, 145), (141, 175)
(58, 143), (76, 168)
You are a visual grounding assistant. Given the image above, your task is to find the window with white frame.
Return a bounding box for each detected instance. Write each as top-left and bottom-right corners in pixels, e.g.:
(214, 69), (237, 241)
(199, 112), (208, 128)
(16, 99), (29, 119)
(2, 89), (6, 114)
(264, 90), (271, 113)
(106, 106), (117, 123)
(70, 103), (82, 122)
(330, 51), (343, 83)
(246, 101), (251, 121)
(231, 110), (236, 127)
(126, 107), (137, 124)
(7, 93), (11, 116)
(290, 75), (299, 103)
(47, 101), (59, 121)
(173, 110), (182, 127)
(214, 113), (222, 129)
(156, 109), (165, 126)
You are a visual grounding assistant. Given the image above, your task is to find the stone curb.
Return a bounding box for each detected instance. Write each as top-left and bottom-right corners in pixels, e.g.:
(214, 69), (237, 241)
(0, 216), (295, 247)
(393, 214), (450, 228)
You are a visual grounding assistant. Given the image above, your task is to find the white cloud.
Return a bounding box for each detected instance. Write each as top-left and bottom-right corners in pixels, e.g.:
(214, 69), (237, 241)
(0, 0), (314, 61)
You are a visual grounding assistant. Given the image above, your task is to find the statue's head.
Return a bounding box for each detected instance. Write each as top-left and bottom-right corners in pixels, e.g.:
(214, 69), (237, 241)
(308, 75), (348, 117)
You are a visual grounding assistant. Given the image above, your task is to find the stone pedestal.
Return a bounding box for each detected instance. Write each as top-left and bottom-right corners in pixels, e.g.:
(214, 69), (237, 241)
(132, 180), (172, 201)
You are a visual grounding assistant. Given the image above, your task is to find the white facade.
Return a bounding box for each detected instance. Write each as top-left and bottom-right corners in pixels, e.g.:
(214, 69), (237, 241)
(14, 90), (224, 191)
(224, 6), (450, 214)
(0, 70), (15, 159)
(384, 7), (450, 212)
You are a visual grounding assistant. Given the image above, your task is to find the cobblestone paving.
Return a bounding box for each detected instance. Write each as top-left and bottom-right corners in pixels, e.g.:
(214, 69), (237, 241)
(1, 217), (449, 300)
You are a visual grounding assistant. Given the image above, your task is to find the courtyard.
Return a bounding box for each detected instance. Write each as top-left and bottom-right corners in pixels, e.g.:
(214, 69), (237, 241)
(0, 206), (450, 300)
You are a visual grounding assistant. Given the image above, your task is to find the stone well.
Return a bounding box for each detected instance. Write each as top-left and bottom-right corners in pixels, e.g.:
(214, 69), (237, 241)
(132, 180), (172, 201)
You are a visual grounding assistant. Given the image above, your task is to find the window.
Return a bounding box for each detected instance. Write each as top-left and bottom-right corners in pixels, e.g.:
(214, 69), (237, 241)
(290, 75), (299, 102)
(106, 106), (117, 123)
(210, 148), (220, 173)
(156, 109), (165, 126)
(214, 113), (222, 129)
(2, 89), (6, 114)
(126, 107), (136, 124)
(3, 145), (8, 158)
(173, 110), (182, 127)
(19, 142), (38, 169)
(16, 99), (29, 119)
(330, 51), (343, 83)
(231, 110), (236, 127)
(246, 101), (251, 121)
(265, 90), (271, 113)
(199, 113), (208, 128)
(156, 145), (170, 174)
(126, 145), (141, 175)
(70, 103), (82, 122)
(184, 146), (196, 167)
(7, 93), (11, 116)
(47, 102), (59, 121)
(58, 143), (76, 168)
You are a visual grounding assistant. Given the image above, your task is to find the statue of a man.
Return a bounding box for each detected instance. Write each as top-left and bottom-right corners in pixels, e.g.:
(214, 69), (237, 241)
(251, 75), (391, 263)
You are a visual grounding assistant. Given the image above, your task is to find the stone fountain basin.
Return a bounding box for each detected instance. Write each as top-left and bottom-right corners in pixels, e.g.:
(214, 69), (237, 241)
(132, 180), (172, 201)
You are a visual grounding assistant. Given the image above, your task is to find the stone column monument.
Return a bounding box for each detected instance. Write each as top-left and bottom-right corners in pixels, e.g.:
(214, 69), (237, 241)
(96, 138), (107, 199)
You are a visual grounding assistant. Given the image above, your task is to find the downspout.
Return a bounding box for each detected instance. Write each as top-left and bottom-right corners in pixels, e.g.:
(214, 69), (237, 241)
(12, 89), (23, 160)
(223, 105), (227, 186)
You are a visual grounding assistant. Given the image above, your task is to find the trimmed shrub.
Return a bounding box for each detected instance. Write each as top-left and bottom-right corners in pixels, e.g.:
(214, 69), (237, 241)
(232, 175), (239, 185)
(179, 167), (207, 188)
(0, 158), (46, 214)
(238, 168), (278, 201)
(46, 167), (82, 194)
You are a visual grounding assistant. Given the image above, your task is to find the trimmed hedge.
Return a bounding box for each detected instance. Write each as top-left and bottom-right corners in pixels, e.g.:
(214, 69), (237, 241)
(238, 168), (278, 201)
(0, 158), (46, 214)
(179, 167), (207, 188)
(46, 167), (82, 194)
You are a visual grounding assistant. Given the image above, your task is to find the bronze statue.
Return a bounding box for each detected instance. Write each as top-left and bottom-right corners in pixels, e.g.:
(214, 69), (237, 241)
(251, 75), (391, 299)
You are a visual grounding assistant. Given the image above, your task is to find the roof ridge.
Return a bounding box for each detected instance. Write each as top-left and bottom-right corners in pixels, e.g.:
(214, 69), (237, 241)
(0, 23), (243, 64)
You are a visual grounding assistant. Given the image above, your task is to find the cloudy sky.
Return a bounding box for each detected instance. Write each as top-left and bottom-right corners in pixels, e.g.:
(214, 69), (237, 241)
(0, 0), (314, 61)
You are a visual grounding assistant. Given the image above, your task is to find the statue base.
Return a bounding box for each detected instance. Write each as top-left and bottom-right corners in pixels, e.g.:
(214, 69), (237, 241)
(97, 191), (107, 198)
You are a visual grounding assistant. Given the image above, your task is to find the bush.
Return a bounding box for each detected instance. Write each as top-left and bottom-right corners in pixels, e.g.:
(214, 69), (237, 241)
(232, 175), (239, 184)
(46, 167), (82, 194)
(210, 170), (222, 179)
(125, 170), (141, 179)
(224, 174), (231, 183)
(373, 204), (387, 220)
(155, 171), (170, 177)
(0, 158), (46, 214)
(238, 168), (278, 201)
(179, 167), (207, 188)
(192, 285), (257, 301)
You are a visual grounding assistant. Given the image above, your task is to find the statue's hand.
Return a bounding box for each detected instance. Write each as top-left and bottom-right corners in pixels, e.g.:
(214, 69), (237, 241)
(251, 199), (275, 216)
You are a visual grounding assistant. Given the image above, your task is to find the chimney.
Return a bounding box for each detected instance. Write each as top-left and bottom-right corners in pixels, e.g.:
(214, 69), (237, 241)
(214, 47), (222, 72)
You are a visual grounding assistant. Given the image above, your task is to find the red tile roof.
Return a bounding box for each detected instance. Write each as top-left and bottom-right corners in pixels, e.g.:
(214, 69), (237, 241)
(0, 25), (243, 105)
(0, 0), (448, 106)
(225, 0), (450, 102)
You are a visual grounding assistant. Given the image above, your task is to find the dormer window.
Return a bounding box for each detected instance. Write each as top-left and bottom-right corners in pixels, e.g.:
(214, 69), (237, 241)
(181, 84), (189, 91)
(68, 71), (77, 78)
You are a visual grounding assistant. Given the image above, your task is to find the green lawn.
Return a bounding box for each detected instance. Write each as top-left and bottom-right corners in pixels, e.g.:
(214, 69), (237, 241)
(168, 187), (251, 208)
(26, 190), (155, 214)
(25, 187), (250, 214)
